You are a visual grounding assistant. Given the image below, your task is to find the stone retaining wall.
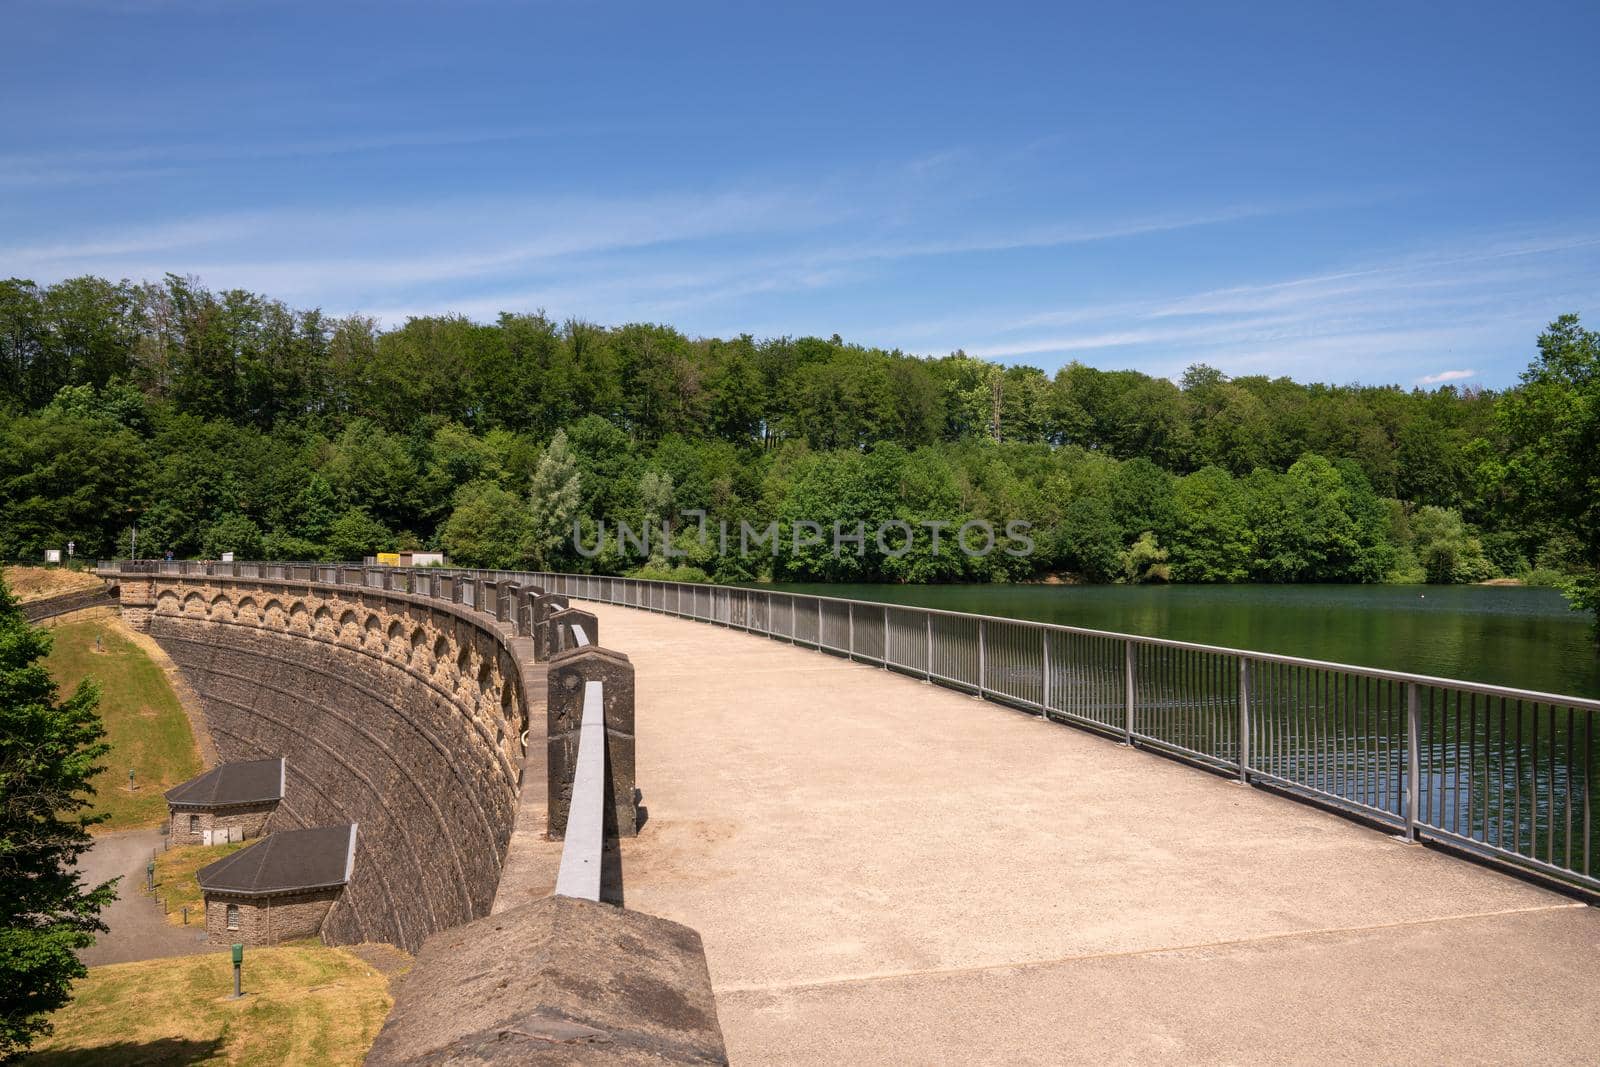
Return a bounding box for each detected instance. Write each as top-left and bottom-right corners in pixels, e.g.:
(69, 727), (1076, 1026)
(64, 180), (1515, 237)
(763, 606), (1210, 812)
(126, 573), (544, 952)
(20, 583), (117, 622)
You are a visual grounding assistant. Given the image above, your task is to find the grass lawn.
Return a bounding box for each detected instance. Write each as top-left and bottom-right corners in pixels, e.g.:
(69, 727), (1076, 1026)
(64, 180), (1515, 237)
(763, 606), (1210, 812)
(4, 565), (103, 603)
(42, 612), (203, 832)
(24, 944), (394, 1066)
(153, 841), (252, 926)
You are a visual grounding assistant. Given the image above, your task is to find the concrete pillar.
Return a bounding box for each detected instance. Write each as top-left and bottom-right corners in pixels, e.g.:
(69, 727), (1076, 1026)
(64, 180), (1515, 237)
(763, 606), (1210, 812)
(530, 593), (571, 660)
(547, 646), (637, 839)
(514, 585), (546, 636)
(548, 607), (598, 654)
(495, 581), (518, 629)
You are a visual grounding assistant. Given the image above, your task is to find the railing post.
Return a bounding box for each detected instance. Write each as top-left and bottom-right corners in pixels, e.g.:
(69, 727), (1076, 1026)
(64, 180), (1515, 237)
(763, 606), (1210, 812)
(546, 646), (637, 840)
(817, 599), (823, 650)
(549, 607), (599, 654)
(925, 612), (933, 682)
(1406, 681), (1421, 842)
(1124, 639), (1136, 744)
(1040, 628), (1051, 719)
(977, 619), (987, 697)
(1238, 657), (1251, 784)
(882, 604), (890, 668)
(848, 603), (855, 660)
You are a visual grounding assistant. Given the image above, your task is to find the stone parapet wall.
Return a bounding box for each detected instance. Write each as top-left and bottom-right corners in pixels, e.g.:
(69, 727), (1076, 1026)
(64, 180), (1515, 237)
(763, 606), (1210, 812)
(132, 573), (544, 952)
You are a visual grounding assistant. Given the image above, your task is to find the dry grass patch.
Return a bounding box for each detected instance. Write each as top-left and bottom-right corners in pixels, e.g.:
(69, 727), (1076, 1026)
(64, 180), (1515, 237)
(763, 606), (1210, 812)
(42, 613), (202, 831)
(152, 841), (252, 925)
(4, 565), (103, 603)
(25, 944), (395, 1066)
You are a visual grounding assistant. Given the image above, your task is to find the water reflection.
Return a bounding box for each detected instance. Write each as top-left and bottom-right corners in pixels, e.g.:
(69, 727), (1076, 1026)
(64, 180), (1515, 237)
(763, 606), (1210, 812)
(758, 583), (1600, 699)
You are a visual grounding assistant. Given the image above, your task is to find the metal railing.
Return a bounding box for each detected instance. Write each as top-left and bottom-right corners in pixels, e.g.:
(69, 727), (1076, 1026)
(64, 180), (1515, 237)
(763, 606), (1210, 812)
(101, 560), (1600, 896)
(516, 569), (1600, 897)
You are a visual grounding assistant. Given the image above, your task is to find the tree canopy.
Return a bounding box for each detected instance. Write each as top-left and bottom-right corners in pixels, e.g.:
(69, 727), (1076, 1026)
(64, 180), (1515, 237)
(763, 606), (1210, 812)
(0, 578), (114, 1057)
(0, 274), (1593, 635)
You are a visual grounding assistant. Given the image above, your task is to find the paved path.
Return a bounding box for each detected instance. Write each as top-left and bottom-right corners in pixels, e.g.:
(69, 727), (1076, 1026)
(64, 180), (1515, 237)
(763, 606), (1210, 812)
(586, 602), (1600, 1066)
(77, 829), (216, 966)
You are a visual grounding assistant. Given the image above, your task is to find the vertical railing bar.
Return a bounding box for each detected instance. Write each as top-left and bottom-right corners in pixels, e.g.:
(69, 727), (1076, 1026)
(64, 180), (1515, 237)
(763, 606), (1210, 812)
(1042, 627), (1052, 719)
(977, 618), (987, 698)
(1491, 700), (1504, 851)
(1238, 657), (1251, 784)
(1291, 664), (1302, 786)
(1585, 709), (1593, 877)
(1457, 689), (1467, 836)
(1370, 674), (1379, 810)
(1532, 700), (1541, 859)
(1515, 699), (1524, 855)
(1124, 639), (1135, 745)
(1548, 703), (1557, 865)
(1406, 681), (1421, 842)
(1467, 691), (1477, 840)
(1566, 704), (1574, 871)
(1331, 669), (1341, 799)
(1427, 687), (1440, 831)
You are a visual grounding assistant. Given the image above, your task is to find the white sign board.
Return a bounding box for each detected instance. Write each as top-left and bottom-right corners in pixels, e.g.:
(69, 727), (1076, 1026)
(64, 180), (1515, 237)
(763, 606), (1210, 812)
(44, 549), (62, 563)
(221, 551), (235, 563)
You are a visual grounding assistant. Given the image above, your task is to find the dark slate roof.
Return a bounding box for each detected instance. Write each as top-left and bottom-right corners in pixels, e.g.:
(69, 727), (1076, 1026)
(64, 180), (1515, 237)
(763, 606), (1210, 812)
(198, 824), (358, 896)
(166, 758), (285, 808)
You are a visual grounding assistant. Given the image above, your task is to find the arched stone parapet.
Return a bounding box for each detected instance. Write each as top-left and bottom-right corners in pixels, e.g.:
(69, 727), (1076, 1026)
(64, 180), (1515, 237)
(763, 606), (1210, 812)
(120, 570), (544, 952)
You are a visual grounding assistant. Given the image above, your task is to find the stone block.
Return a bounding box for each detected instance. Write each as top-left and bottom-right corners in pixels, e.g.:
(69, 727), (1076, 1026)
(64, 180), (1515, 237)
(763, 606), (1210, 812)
(546, 646), (636, 839)
(548, 607), (598, 653)
(364, 895), (726, 1066)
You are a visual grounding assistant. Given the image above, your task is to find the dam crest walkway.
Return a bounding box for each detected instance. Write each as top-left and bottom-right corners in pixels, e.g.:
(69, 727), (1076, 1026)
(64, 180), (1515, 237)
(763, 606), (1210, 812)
(500, 600), (1600, 1065)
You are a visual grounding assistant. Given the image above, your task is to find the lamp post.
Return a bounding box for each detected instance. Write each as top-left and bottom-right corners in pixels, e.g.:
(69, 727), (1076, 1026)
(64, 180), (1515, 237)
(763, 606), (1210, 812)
(231, 943), (244, 999)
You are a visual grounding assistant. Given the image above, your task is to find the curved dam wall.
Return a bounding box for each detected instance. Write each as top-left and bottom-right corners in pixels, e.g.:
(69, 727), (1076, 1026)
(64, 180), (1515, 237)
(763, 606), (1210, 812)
(120, 571), (540, 952)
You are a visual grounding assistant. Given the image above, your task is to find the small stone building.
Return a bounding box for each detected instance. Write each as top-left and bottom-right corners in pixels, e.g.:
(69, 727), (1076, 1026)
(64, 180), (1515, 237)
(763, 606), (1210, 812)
(165, 757), (285, 844)
(198, 823), (358, 945)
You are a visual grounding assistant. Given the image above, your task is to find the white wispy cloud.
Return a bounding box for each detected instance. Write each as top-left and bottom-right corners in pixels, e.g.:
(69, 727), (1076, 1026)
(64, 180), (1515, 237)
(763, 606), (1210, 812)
(902, 227), (1600, 384)
(0, 125), (564, 189)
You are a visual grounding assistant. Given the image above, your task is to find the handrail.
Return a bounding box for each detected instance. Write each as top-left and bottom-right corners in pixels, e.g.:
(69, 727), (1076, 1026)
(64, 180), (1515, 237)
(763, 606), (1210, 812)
(90, 559), (1600, 710)
(102, 559), (1600, 894)
(553, 679), (606, 901)
(515, 567), (1600, 897)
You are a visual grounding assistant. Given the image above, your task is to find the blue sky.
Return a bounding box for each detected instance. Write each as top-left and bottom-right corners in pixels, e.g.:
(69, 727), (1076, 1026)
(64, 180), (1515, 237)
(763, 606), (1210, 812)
(3, 1), (1597, 388)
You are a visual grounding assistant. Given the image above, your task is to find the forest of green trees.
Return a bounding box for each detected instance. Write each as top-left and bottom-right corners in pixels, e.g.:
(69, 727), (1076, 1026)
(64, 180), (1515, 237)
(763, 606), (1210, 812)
(1, 274), (1595, 631)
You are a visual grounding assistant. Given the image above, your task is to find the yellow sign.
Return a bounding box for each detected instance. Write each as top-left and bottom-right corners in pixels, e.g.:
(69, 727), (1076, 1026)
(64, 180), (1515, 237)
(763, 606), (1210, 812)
(376, 552), (401, 566)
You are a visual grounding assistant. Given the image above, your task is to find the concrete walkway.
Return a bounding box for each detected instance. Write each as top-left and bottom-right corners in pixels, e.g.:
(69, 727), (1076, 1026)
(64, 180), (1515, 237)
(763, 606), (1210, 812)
(586, 602), (1600, 1066)
(77, 829), (216, 966)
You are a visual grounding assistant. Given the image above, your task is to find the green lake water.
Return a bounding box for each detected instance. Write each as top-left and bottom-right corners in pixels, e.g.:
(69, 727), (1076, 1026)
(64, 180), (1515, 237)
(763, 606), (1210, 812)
(757, 583), (1600, 699)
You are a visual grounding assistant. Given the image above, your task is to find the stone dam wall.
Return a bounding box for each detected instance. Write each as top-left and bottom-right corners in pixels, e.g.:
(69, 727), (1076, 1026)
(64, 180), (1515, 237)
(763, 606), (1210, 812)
(118, 571), (543, 953)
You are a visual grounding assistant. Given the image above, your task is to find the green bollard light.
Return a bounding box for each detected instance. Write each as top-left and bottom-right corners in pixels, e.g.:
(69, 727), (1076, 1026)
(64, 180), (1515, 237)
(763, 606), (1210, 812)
(231, 943), (243, 999)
